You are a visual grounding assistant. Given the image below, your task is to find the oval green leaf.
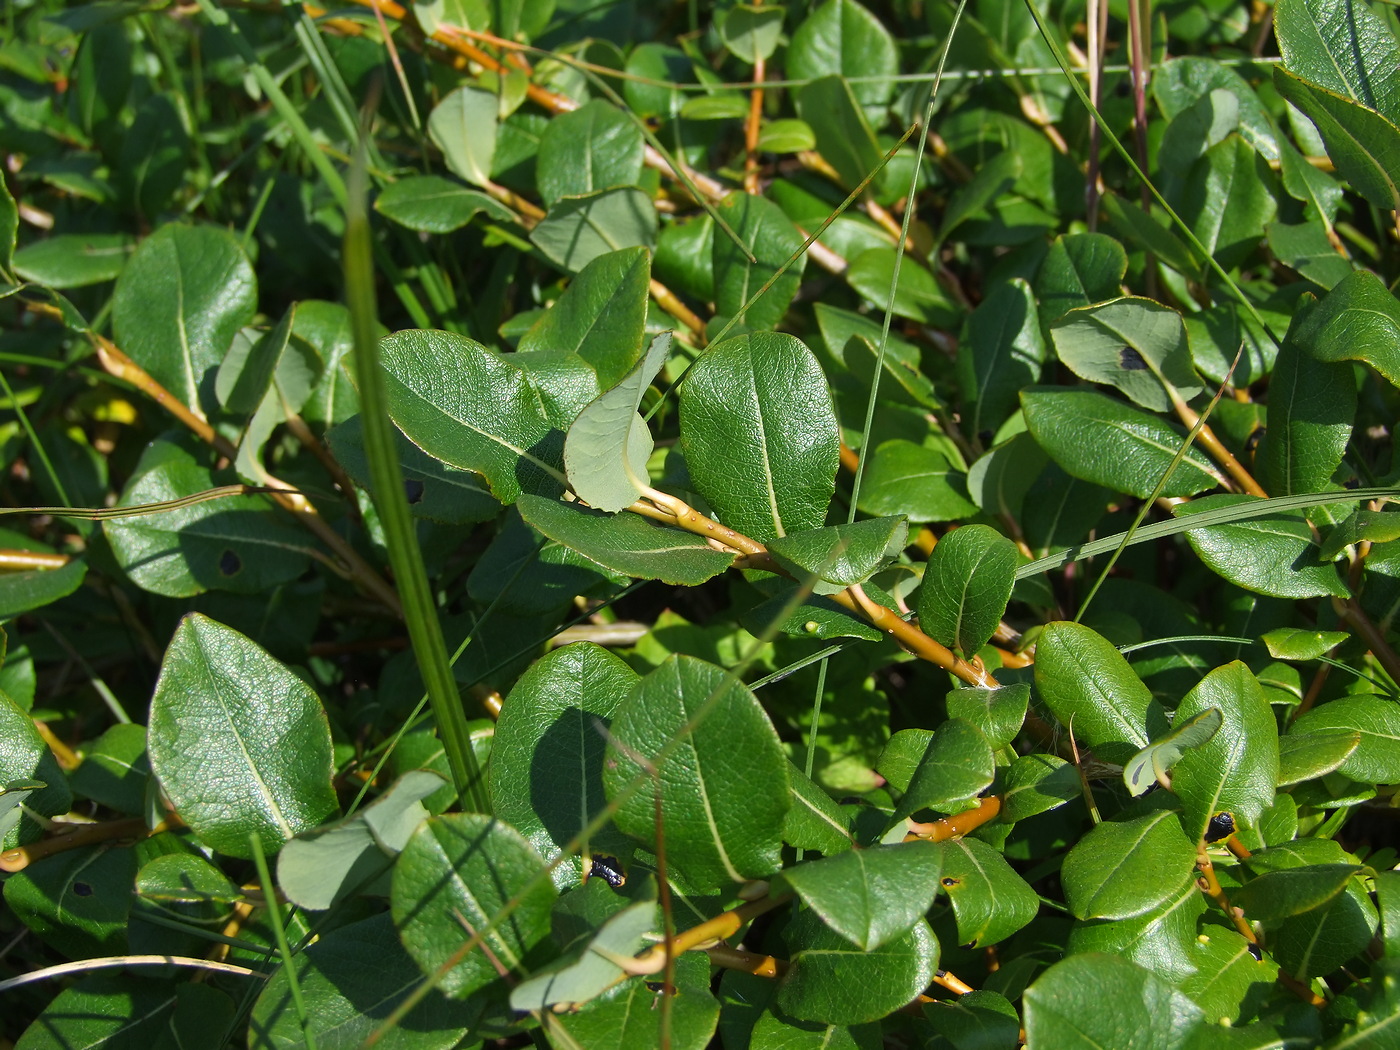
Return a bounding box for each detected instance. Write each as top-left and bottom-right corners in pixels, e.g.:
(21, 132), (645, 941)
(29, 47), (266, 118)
(602, 654), (790, 891)
(148, 613), (338, 858)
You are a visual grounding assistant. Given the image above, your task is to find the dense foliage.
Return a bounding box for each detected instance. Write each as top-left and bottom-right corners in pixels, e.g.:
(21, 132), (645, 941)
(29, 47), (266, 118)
(3, 0), (1400, 1046)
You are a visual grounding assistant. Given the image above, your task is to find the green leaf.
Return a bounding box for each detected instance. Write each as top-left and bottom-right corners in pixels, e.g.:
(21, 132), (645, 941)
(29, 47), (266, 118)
(328, 415), (500, 525)
(846, 249), (958, 327)
(148, 614), (338, 858)
(1278, 730), (1361, 785)
(1292, 695), (1400, 783)
(12, 232), (133, 288)
(379, 328), (566, 504)
(0, 558), (88, 620)
(1377, 869), (1400, 956)
(1268, 219), (1356, 290)
(1274, 68), (1400, 213)
(918, 523), (1018, 658)
(758, 118), (817, 154)
(1066, 881), (1207, 990)
(1170, 662), (1278, 839)
(946, 684), (1031, 751)
(1024, 954), (1207, 1050)
(117, 93), (188, 216)
(1062, 810), (1198, 920)
(466, 508), (624, 615)
(13, 977), (229, 1050)
(537, 99), (645, 205)
(938, 151), (1022, 246)
(0, 174), (14, 273)
(518, 246), (650, 390)
(937, 836), (1040, 948)
(0, 687), (71, 848)
(1234, 863), (1362, 924)
(565, 332), (669, 512)
(1174, 494), (1349, 599)
(1050, 297), (1203, 412)
(427, 85), (497, 187)
(776, 840), (941, 951)
(712, 191), (806, 330)
(1262, 627), (1351, 660)
(796, 75), (885, 193)
(1289, 268), (1400, 389)
(1260, 332), (1356, 498)
(276, 770), (444, 910)
(923, 990), (1020, 1050)
(787, 0), (899, 115)
(531, 187), (658, 272)
(4, 846), (137, 959)
(721, 4), (785, 63)
(510, 899), (659, 1010)
(1275, 0), (1400, 125)
(783, 763), (857, 855)
(489, 643), (638, 888)
(112, 224), (256, 416)
(1034, 621), (1170, 765)
(216, 304), (296, 416)
(777, 908), (938, 1025)
(1177, 136), (1277, 271)
(1003, 753), (1080, 822)
(888, 719), (994, 820)
(1324, 957), (1400, 1049)
(545, 952), (719, 1049)
(602, 654), (790, 891)
(517, 494), (734, 585)
(1123, 707), (1223, 798)
(69, 723), (148, 816)
(767, 516), (907, 590)
(375, 174), (515, 233)
(250, 911), (482, 1049)
(103, 439), (311, 597)
(958, 277), (1045, 437)
(391, 813), (557, 998)
(1021, 387), (1221, 499)
(1035, 232), (1129, 322)
(679, 332), (838, 542)
(1159, 88), (1241, 176)
(854, 439), (979, 523)
(1101, 192), (1203, 278)
(1270, 879), (1376, 979)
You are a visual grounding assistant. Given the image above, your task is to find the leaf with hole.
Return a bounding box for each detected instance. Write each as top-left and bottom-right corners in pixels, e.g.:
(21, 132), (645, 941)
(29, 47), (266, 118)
(103, 439), (311, 598)
(1050, 297), (1203, 412)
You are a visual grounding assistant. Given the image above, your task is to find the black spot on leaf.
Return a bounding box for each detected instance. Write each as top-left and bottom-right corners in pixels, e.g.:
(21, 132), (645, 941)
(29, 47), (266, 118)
(404, 479), (425, 504)
(1119, 347), (1148, 371)
(73, 882), (93, 897)
(942, 876), (961, 888)
(219, 550), (242, 575)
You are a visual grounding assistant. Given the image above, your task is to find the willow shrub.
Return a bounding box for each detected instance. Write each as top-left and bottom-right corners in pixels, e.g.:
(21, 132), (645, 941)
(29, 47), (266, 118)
(3, 0), (1400, 1047)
